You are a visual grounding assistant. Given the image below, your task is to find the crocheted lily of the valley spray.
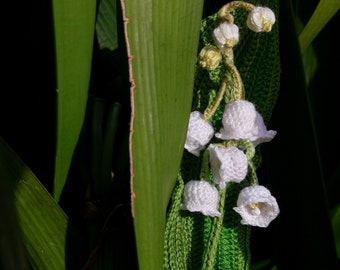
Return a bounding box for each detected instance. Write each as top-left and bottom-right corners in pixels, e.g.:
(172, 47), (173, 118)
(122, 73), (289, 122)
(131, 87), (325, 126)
(164, 1), (280, 270)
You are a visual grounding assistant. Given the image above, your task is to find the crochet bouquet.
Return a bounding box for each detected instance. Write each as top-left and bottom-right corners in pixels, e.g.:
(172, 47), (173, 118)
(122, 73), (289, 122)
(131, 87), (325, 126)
(164, 1), (280, 269)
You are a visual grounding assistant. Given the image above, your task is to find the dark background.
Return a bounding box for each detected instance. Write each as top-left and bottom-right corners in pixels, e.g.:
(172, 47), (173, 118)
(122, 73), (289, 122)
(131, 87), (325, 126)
(1, 0), (339, 269)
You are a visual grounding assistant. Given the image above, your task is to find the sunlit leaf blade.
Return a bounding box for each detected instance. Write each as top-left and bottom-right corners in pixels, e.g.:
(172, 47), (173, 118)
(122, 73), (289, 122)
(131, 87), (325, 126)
(52, 0), (97, 201)
(121, 0), (204, 269)
(0, 137), (68, 270)
(299, 0), (340, 54)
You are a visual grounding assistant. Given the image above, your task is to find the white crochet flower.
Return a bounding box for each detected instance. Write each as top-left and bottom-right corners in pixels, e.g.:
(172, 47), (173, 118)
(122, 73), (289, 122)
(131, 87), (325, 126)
(247, 6), (276, 32)
(233, 185), (279, 227)
(215, 100), (276, 146)
(184, 111), (215, 156)
(180, 180), (221, 217)
(213, 22), (239, 49)
(209, 145), (248, 189)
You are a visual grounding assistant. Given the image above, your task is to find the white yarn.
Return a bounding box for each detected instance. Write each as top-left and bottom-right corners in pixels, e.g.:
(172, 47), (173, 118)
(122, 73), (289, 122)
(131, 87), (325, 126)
(213, 22), (239, 49)
(215, 100), (276, 146)
(180, 180), (221, 217)
(184, 111), (215, 156)
(209, 145), (248, 189)
(252, 110), (277, 145)
(247, 6), (276, 32)
(233, 185), (280, 227)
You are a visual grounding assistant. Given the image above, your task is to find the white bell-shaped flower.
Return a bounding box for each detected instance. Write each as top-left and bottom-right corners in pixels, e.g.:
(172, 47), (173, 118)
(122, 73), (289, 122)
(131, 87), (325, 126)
(213, 22), (239, 49)
(215, 100), (276, 146)
(247, 6), (276, 32)
(209, 145), (248, 189)
(233, 185), (279, 227)
(180, 180), (221, 217)
(184, 111), (215, 156)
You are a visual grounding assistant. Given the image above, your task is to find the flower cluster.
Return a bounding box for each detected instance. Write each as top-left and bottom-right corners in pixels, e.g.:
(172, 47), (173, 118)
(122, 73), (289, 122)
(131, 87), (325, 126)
(182, 100), (279, 227)
(180, 2), (279, 228)
(199, 5), (275, 70)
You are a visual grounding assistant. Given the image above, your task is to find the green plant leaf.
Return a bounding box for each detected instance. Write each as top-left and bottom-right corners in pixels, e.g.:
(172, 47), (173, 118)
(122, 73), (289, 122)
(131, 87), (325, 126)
(121, 0), (204, 269)
(96, 0), (118, 51)
(0, 137), (68, 269)
(52, 0), (97, 201)
(332, 202), (340, 258)
(0, 145), (28, 270)
(299, 0), (340, 54)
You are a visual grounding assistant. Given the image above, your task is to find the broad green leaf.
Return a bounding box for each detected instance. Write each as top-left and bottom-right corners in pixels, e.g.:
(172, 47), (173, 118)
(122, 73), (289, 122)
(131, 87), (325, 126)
(0, 145), (28, 270)
(0, 137), (68, 269)
(52, 0), (97, 201)
(121, 0), (204, 269)
(299, 0), (340, 54)
(295, 17), (318, 86)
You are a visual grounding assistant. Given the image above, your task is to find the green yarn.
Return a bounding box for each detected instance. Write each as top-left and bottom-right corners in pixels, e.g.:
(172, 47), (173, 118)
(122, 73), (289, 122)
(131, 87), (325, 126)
(216, 181), (251, 270)
(163, 172), (207, 270)
(233, 1), (281, 123)
(163, 173), (192, 270)
(163, 1), (280, 269)
(201, 188), (227, 270)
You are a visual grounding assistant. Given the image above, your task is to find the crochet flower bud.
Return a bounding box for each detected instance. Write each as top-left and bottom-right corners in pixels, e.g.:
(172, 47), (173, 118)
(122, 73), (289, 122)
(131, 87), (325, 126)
(209, 145), (248, 189)
(247, 6), (276, 32)
(184, 111), (215, 156)
(215, 100), (276, 146)
(233, 185), (279, 227)
(213, 22), (239, 49)
(180, 180), (221, 217)
(199, 46), (222, 71)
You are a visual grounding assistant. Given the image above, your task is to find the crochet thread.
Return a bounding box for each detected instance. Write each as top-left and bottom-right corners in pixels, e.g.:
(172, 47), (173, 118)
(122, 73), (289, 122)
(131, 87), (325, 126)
(164, 1), (280, 269)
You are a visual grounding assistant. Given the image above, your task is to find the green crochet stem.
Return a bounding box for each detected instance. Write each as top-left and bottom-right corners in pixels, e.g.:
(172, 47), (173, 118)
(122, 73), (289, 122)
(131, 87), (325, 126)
(199, 147), (225, 270)
(200, 148), (211, 180)
(247, 161), (259, 185)
(163, 172), (188, 270)
(240, 139), (256, 160)
(203, 60), (244, 120)
(225, 60), (245, 100)
(199, 139), (256, 270)
(200, 187), (227, 270)
(203, 78), (227, 121)
(217, 1), (254, 22)
(240, 139), (258, 185)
